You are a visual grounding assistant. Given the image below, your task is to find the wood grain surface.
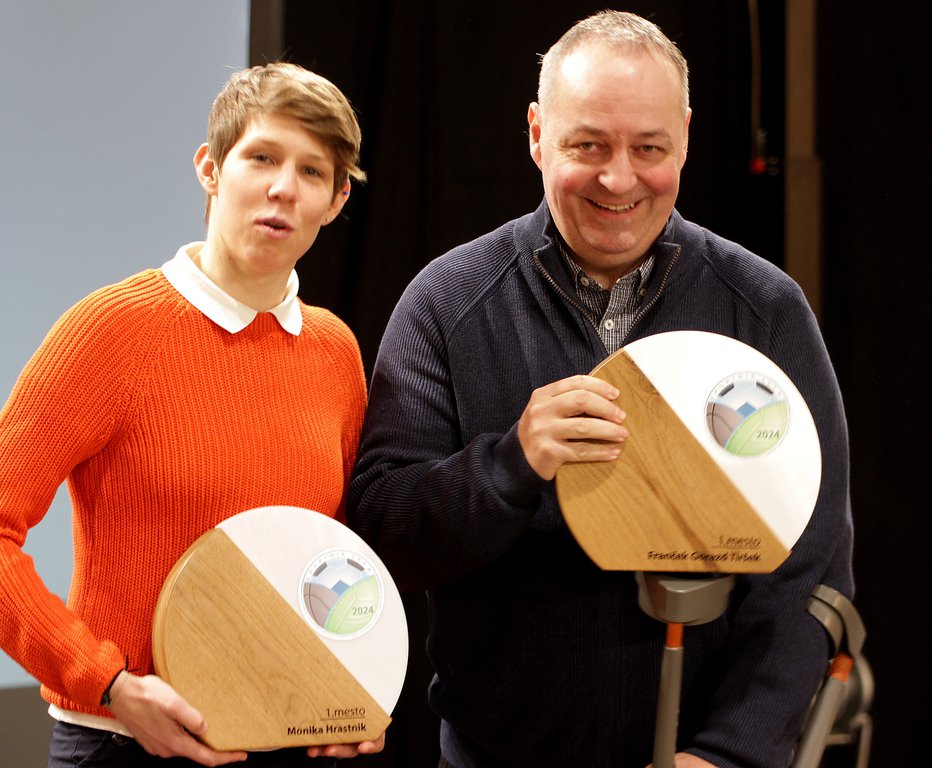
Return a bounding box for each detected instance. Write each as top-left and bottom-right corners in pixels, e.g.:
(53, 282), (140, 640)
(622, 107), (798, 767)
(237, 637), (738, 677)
(152, 528), (390, 750)
(556, 350), (789, 573)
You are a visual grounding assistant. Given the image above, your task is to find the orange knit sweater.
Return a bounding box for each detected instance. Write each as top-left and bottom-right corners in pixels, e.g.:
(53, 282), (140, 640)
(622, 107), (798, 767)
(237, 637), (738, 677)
(0, 268), (366, 720)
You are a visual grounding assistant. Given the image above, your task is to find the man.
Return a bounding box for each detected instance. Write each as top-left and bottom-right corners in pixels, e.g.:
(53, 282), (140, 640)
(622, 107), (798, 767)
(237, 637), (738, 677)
(349, 11), (852, 768)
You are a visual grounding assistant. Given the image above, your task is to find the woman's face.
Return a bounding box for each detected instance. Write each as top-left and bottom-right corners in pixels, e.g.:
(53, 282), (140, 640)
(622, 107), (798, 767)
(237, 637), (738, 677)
(196, 111), (348, 292)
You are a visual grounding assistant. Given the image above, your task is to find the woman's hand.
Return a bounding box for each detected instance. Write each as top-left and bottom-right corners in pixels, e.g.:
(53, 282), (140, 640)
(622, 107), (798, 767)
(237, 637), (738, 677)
(305, 730), (386, 759)
(106, 672), (247, 766)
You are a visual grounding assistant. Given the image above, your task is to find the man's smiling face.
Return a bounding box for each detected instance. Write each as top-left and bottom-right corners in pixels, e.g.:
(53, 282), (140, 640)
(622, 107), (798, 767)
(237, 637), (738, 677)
(529, 44), (690, 285)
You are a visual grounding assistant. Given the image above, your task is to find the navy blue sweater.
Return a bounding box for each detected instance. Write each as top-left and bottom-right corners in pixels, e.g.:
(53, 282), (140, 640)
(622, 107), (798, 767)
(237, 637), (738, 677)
(349, 202), (853, 768)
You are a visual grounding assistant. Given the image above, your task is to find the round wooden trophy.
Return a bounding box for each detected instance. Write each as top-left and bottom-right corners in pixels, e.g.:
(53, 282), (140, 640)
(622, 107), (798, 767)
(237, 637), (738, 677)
(555, 330), (821, 574)
(151, 505), (407, 751)
(556, 330), (823, 768)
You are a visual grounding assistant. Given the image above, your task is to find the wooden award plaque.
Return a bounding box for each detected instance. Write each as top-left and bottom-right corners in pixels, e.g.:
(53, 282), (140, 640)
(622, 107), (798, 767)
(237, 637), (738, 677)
(556, 331), (821, 574)
(151, 506), (407, 751)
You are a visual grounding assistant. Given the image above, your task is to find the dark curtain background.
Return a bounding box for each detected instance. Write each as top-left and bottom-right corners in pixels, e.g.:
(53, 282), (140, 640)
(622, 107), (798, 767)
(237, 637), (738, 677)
(284, 0), (785, 373)
(816, 2), (931, 767)
(264, 2), (928, 765)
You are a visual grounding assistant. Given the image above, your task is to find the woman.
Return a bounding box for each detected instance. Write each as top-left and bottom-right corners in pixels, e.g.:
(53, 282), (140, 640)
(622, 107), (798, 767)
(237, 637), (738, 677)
(0, 63), (380, 766)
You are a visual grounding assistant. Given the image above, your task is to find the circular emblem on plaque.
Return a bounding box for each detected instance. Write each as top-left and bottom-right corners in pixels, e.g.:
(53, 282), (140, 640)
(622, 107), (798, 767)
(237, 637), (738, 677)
(300, 549), (384, 639)
(705, 372), (789, 457)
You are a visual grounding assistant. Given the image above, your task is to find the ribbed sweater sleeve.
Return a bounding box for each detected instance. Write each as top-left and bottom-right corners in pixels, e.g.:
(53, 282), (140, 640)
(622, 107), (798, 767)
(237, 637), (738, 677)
(0, 269), (366, 717)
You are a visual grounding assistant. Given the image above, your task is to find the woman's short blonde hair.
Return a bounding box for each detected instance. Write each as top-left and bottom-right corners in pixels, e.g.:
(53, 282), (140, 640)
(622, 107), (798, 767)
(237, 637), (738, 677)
(207, 62), (366, 197)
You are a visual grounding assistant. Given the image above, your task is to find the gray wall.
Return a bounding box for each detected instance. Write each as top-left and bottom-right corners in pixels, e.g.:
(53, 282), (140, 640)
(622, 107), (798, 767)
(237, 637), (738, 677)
(0, 0), (248, 757)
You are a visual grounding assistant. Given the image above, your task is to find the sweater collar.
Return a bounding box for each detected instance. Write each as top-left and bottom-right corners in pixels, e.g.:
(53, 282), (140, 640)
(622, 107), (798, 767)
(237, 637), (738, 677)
(526, 200), (682, 302)
(161, 243), (302, 336)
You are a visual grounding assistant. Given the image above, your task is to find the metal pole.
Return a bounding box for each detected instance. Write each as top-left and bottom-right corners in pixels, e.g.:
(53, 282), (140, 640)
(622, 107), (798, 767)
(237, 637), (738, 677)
(652, 622), (684, 768)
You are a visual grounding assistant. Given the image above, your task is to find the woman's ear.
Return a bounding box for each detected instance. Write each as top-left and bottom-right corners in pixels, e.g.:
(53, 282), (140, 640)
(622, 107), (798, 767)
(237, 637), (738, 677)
(323, 181), (351, 226)
(193, 143), (219, 195)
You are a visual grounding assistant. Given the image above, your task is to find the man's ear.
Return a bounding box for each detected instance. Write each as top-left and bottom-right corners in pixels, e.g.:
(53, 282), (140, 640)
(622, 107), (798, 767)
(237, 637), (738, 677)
(528, 102), (543, 170)
(194, 143), (219, 195)
(680, 108), (692, 167)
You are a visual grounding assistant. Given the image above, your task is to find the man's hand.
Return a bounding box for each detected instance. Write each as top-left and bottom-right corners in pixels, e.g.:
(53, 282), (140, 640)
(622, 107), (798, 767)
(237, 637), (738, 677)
(648, 753), (719, 768)
(517, 374), (628, 480)
(305, 731), (386, 759)
(107, 672), (247, 765)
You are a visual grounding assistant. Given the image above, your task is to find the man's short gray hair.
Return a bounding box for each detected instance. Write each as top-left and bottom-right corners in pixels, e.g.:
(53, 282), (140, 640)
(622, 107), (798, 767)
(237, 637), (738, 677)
(538, 10), (690, 117)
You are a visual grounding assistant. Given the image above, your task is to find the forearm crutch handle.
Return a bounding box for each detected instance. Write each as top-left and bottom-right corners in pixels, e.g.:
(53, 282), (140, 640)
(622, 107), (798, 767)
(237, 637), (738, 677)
(793, 585), (871, 768)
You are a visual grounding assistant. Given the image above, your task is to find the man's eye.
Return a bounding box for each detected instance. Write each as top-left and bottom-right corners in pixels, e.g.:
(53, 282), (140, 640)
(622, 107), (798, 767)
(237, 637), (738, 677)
(302, 166), (320, 177)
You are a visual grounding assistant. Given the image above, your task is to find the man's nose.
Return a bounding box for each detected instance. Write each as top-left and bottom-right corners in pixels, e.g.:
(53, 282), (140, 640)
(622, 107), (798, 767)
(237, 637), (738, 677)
(598, 151), (637, 193)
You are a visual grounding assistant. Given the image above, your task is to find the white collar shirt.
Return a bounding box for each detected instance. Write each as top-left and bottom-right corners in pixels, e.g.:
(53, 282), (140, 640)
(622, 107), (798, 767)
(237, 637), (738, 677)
(161, 242), (303, 336)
